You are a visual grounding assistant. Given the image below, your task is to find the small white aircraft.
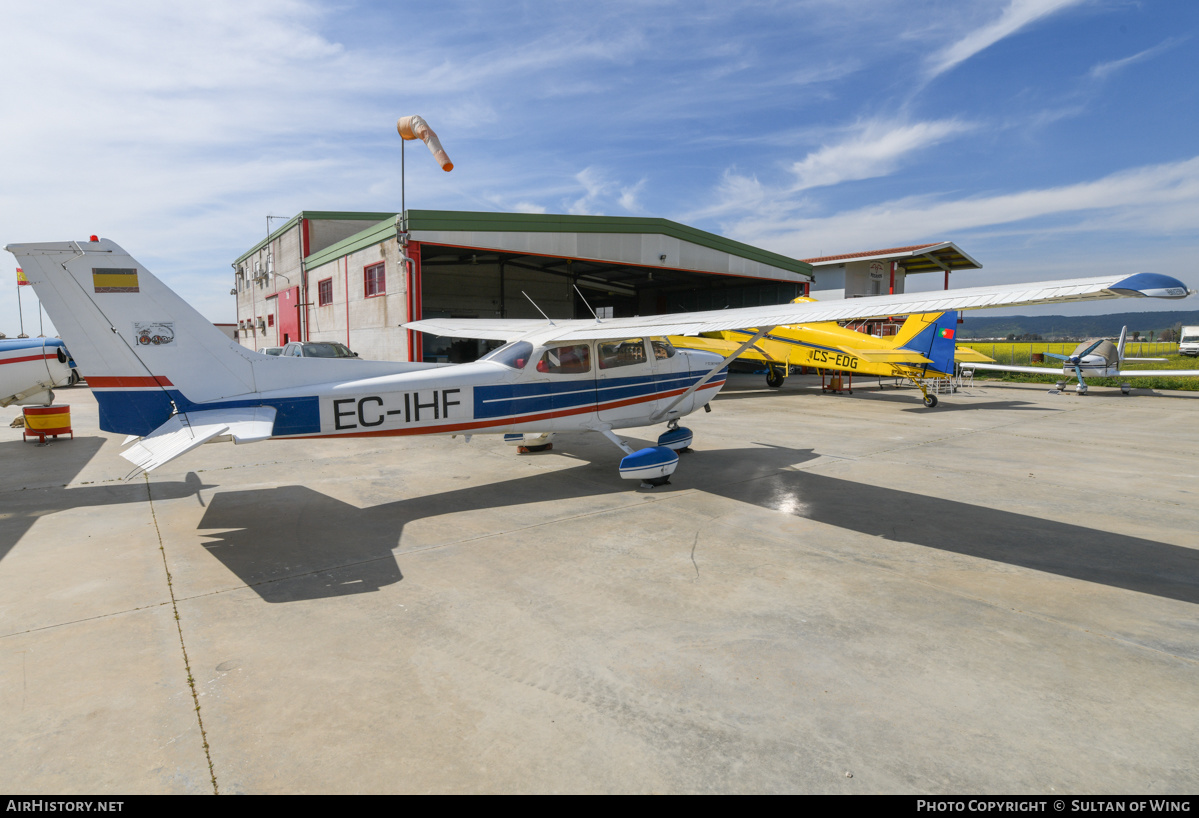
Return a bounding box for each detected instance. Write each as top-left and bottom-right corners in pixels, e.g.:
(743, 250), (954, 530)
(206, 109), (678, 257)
(0, 337), (78, 408)
(6, 238), (1191, 484)
(962, 327), (1199, 394)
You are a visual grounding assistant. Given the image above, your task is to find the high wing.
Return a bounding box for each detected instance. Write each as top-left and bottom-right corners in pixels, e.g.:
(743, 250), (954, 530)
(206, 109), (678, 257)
(964, 363), (1199, 378)
(405, 273), (1191, 342)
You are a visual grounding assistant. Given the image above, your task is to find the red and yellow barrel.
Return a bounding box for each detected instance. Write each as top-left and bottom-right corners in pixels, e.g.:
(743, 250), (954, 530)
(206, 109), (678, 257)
(22, 405), (73, 442)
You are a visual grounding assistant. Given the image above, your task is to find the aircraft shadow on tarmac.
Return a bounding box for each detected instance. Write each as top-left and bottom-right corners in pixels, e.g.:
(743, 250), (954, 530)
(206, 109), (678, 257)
(0, 437), (213, 563)
(690, 450), (1199, 606)
(713, 386), (1052, 413)
(192, 441), (1197, 606)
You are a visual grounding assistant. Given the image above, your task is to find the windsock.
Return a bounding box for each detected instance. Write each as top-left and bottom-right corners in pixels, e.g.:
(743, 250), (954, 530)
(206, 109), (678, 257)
(396, 115), (453, 171)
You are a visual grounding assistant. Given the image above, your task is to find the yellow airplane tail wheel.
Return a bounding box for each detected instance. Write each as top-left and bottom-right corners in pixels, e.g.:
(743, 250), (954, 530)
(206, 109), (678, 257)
(923, 393), (938, 408)
(766, 367), (785, 388)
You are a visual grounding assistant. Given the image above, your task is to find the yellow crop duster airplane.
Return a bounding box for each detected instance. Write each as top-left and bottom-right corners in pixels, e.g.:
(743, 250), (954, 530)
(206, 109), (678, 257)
(669, 298), (994, 407)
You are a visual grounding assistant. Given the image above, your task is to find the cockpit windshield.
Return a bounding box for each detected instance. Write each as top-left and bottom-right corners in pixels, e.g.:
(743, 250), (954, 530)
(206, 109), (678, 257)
(478, 340), (533, 369)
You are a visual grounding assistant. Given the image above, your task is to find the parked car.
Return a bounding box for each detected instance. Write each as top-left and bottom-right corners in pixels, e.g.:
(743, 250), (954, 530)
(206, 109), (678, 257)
(260, 346), (284, 356)
(280, 341), (360, 359)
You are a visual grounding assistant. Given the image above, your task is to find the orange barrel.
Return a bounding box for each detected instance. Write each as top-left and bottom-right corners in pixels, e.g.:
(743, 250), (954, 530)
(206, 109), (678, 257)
(23, 405), (72, 440)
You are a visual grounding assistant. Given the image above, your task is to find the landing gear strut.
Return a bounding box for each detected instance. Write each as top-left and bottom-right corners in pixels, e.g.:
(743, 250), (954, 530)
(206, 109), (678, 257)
(916, 381), (938, 408)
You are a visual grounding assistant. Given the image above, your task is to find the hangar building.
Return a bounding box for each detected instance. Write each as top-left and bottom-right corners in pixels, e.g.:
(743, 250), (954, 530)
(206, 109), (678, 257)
(232, 210), (813, 362)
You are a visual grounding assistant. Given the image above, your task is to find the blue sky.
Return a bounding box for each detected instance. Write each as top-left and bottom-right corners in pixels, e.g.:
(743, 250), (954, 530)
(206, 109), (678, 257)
(2, 0), (1197, 336)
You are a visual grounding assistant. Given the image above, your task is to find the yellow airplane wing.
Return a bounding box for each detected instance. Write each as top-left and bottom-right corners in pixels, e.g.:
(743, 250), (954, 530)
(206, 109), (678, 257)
(836, 348), (932, 364)
(668, 334), (774, 362)
(954, 347), (995, 363)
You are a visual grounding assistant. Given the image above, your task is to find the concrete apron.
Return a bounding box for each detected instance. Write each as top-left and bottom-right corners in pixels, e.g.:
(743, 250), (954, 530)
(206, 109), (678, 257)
(1, 376), (1196, 793)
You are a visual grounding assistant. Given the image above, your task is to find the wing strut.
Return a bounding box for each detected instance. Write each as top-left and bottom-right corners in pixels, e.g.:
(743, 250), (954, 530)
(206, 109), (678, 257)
(652, 325), (778, 421)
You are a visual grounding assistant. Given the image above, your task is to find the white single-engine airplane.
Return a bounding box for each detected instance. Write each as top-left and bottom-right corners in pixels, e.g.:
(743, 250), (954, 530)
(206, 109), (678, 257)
(1, 337), (78, 408)
(6, 238), (1191, 484)
(962, 327), (1199, 394)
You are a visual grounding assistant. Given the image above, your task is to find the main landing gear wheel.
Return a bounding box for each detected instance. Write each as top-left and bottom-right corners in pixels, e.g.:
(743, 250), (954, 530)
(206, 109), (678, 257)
(765, 368), (785, 388)
(923, 393), (938, 408)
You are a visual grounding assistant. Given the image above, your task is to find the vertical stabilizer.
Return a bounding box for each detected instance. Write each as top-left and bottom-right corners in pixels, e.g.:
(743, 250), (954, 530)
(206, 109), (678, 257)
(1117, 326), (1128, 362)
(896, 311), (959, 375)
(7, 239), (261, 434)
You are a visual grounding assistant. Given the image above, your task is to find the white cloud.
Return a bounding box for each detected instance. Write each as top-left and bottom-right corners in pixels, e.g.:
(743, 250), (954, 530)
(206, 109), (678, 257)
(1089, 37), (1185, 81)
(618, 179), (648, 213)
(790, 119), (974, 191)
(725, 156), (1199, 262)
(926, 0), (1088, 79)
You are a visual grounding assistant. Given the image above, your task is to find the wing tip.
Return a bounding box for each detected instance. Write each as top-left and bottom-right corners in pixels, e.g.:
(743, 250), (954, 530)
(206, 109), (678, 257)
(1109, 273), (1191, 299)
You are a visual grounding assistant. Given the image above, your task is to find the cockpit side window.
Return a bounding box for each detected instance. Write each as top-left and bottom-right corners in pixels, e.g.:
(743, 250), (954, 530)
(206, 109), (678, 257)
(650, 338), (676, 359)
(598, 338), (648, 369)
(478, 340), (533, 369)
(536, 344), (591, 374)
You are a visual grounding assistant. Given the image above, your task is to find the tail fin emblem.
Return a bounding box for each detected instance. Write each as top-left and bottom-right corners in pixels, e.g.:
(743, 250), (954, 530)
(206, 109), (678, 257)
(939, 328), (955, 339)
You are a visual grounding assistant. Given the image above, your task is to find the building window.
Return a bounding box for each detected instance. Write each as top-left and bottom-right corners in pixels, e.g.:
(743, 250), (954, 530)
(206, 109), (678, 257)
(267, 313), (274, 328)
(364, 262), (385, 298)
(318, 278), (333, 306)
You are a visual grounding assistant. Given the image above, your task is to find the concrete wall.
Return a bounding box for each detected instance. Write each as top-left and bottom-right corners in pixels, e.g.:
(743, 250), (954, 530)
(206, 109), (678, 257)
(811, 262), (907, 300)
(306, 238), (410, 363)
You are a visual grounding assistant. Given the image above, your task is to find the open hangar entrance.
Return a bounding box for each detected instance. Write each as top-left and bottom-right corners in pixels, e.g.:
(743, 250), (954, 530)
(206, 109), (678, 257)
(416, 245), (808, 362)
(405, 211), (813, 363)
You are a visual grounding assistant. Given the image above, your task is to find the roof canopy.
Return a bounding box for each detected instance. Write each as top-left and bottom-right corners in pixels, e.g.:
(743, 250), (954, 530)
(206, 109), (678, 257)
(802, 242), (981, 274)
(302, 210), (811, 284)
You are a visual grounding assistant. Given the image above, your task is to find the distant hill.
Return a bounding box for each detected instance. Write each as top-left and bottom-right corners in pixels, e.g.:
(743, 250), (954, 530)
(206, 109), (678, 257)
(955, 310), (1199, 340)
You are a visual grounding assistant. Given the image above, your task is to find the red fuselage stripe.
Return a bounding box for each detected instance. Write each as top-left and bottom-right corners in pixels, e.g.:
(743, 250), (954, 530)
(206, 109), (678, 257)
(0, 353), (55, 366)
(87, 375), (175, 388)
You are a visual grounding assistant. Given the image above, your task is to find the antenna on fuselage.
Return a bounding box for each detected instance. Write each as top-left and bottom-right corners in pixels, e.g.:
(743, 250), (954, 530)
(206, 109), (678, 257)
(523, 291), (555, 326)
(573, 284), (603, 322)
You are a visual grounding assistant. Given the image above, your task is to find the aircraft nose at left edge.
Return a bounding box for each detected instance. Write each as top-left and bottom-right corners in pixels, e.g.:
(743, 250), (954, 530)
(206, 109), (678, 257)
(1110, 273), (1193, 299)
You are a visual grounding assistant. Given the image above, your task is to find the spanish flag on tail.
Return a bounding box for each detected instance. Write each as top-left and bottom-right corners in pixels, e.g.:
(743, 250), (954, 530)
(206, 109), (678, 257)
(92, 267), (140, 293)
(16, 267), (29, 285)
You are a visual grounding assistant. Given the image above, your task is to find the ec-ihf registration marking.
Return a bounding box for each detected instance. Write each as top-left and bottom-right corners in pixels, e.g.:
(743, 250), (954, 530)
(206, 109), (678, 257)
(331, 389), (463, 430)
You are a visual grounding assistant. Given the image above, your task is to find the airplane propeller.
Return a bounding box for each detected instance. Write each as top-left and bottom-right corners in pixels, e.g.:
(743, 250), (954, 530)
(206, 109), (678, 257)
(1044, 339), (1105, 366)
(1043, 339), (1107, 392)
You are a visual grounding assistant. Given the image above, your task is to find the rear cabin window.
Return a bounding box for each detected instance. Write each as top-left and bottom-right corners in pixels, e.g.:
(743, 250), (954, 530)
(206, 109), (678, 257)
(598, 338), (648, 369)
(537, 344), (591, 374)
(651, 338), (676, 359)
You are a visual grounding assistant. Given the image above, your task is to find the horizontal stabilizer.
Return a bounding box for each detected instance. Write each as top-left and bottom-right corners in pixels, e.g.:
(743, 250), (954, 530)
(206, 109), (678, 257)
(838, 348), (931, 364)
(954, 347), (995, 363)
(121, 406), (277, 477)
